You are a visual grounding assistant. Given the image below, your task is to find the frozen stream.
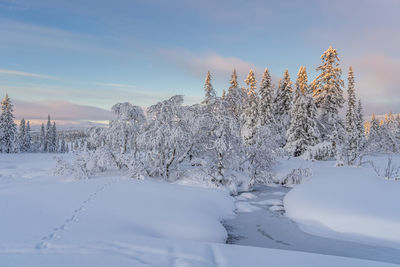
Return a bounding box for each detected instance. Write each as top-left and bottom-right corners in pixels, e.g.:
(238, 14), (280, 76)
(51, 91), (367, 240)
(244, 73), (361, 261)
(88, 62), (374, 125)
(223, 185), (400, 265)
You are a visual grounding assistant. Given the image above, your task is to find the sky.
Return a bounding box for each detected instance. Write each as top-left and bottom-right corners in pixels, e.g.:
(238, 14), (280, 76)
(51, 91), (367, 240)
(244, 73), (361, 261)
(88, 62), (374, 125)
(0, 0), (399, 126)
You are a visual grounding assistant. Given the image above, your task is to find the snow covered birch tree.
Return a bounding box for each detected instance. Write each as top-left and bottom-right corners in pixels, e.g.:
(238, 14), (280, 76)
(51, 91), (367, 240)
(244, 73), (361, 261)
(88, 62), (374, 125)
(144, 95), (194, 180)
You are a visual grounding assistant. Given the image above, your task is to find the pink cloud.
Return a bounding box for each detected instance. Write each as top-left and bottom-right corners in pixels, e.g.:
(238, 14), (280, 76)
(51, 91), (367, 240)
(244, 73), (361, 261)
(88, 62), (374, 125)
(13, 100), (113, 127)
(159, 48), (261, 78)
(351, 54), (400, 115)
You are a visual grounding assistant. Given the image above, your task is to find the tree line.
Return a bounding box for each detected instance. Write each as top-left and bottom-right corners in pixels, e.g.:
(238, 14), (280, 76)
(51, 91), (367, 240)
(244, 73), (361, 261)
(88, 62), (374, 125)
(0, 95), (69, 153)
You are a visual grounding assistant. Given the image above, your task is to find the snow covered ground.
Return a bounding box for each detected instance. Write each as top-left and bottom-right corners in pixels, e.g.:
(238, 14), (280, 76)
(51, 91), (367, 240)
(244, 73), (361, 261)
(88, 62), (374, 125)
(225, 185), (400, 265)
(0, 154), (399, 266)
(284, 155), (400, 250)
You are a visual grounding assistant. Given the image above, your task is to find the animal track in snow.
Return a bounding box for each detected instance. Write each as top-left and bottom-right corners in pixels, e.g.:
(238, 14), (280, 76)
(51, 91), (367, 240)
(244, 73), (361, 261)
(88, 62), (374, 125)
(35, 179), (116, 250)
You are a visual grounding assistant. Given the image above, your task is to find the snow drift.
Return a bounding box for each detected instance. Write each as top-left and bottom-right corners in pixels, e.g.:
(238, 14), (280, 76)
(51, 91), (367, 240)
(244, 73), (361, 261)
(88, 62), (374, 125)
(284, 158), (400, 248)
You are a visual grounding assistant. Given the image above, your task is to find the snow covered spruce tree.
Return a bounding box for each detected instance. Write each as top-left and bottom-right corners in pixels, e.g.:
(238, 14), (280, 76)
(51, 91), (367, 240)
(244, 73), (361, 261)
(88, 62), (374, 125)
(39, 123), (46, 152)
(273, 69), (293, 143)
(356, 99), (365, 137)
(60, 133), (67, 153)
(0, 94), (18, 153)
(18, 118), (26, 152)
(45, 115), (52, 152)
(258, 68), (275, 126)
(366, 114), (382, 152)
(366, 113), (399, 153)
(342, 67), (366, 165)
(24, 121), (32, 152)
(312, 46), (345, 142)
(285, 67), (320, 157)
(51, 122), (58, 152)
(380, 113), (398, 152)
(243, 69), (258, 145)
(226, 69), (246, 118)
(202, 71), (216, 105)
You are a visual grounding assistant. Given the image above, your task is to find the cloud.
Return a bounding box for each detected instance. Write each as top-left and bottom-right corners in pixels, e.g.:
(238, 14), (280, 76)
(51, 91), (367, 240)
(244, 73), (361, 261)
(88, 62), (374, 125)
(13, 100), (113, 122)
(96, 83), (136, 89)
(0, 69), (59, 80)
(0, 82), (179, 109)
(159, 48), (261, 78)
(0, 19), (120, 56)
(352, 54), (400, 115)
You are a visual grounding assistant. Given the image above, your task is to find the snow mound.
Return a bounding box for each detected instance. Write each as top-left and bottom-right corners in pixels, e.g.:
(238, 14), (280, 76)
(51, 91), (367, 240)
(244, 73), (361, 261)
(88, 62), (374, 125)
(269, 205), (285, 212)
(284, 158), (400, 249)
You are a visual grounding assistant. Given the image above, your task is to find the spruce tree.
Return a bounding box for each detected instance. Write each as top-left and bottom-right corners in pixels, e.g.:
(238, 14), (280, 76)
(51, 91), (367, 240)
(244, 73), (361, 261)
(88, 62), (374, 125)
(19, 118), (26, 152)
(45, 115), (52, 152)
(285, 67), (320, 156)
(202, 71), (216, 105)
(227, 69), (245, 117)
(229, 69), (239, 91)
(74, 139), (79, 151)
(345, 67), (357, 132)
(40, 123), (46, 152)
(258, 68), (275, 126)
(312, 46), (345, 140)
(0, 94), (18, 153)
(60, 133), (66, 153)
(25, 121), (32, 152)
(367, 114), (381, 152)
(356, 99), (364, 135)
(51, 121), (57, 152)
(274, 69), (293, 119)
(273, 70), (293, 145)
(343, 67), (364, 164)
(243, 69), (258, 145)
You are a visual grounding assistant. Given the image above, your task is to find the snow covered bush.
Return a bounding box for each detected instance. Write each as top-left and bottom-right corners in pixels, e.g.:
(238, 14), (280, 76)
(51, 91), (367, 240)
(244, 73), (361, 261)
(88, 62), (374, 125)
(279, 167), (312, 186)
(369, 156), (400, 180)
(53, 154), (94, 179)
(302, 141), (334, 161)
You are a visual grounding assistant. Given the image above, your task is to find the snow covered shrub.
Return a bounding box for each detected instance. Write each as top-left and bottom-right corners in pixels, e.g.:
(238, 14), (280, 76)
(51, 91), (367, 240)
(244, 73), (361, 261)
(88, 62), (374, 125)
(53, 154), (94, 179)
(369, 156), (400, 180)
(247, 125), (283, 189)
(303, 141), (334, 161)
(247, 171), (275, 189)
(279, 167), (312, 186)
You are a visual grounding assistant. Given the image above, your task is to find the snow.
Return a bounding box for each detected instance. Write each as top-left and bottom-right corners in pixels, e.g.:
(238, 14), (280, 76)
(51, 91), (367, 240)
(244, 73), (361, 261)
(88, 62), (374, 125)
(236, 192), (257, 200)
(225, 184), (400, 265)
(253, 198), (283, 206)
(284, 155), (400, 249)
(235, 201), (261, 213)
(1, 153), (399, 266)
